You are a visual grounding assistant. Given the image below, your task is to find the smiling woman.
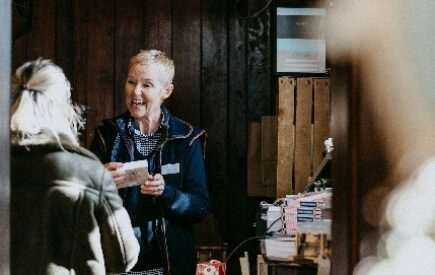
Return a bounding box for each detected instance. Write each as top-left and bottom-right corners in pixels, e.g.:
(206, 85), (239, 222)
(124, 51), (174, 133)
(90, 49), (210, 275)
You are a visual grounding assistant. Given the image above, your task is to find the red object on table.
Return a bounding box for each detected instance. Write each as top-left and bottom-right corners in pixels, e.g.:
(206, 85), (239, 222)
(196, 260), (226, 275)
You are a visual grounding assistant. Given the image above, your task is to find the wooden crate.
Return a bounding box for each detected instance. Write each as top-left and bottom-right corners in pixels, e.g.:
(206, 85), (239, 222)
(247, 77), (330, 198)
(276, 77), (330, 197)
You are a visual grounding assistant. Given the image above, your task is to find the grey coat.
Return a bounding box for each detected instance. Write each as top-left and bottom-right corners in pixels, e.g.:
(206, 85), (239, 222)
(11, 136), (140, 275)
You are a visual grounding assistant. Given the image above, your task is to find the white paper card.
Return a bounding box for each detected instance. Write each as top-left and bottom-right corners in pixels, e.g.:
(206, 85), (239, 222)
(117, 160), (149, 189)
(317, 255), (331, 275)
(161, 163), (180, 175)
(264, 237), (297, 260)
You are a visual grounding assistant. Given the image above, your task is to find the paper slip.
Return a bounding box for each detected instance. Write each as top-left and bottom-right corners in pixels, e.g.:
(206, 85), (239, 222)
(117, 160), (149, 189)
(264, 237), (297, 260)
(317, 255), (331, 275)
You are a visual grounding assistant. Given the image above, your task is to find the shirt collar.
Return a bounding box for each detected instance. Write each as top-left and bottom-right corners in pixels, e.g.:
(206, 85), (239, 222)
(127, 108), (169, 136)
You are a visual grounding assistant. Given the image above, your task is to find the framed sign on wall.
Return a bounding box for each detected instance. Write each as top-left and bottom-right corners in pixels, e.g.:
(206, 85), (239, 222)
(272, 1), (327, 76)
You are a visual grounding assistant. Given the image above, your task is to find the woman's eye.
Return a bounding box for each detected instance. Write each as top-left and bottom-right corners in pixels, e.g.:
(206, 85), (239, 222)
(127, 80), (136, 85)
(142, 83), (152, 88)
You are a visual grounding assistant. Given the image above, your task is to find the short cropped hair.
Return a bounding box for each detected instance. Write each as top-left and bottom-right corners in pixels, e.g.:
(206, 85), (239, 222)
(11, 58), (84, 146)
(129, 49), (175, 86)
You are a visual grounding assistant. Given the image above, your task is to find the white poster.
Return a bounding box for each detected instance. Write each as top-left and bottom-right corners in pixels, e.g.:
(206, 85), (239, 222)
(276, 8), (326, 74)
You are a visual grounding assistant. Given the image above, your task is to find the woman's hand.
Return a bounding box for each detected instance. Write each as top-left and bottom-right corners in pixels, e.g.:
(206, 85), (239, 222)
(140, 173), (165, 197)
(104, 162), (125, 187)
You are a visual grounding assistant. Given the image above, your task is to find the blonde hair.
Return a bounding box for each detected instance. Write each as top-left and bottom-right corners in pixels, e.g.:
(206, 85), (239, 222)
(129, 49), (175, 86)
(11, 58), (85, 146)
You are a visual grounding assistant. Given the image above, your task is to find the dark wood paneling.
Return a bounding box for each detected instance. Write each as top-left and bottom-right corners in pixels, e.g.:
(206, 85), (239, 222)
(114, 0), (145, 115)
(12, 35), (26, 71)
(85, 0), (115, 145)
(227, 0), (248, 252)
(201, 0), (229, 242)
(143, 0), (173, 108)
(73, 0), (87, 146)
(26, 0), (56, 60)
(171, 0), (201, 125)
(55, 0), (74, 82)
(144, 0), (172, 53)
(226, 1), (275, 274)
(0, 1), (11, 274)
(246, 8), (271, 121)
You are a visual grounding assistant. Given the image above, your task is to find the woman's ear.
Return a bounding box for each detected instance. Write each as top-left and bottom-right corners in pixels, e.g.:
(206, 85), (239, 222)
(162, 84), (174, 99)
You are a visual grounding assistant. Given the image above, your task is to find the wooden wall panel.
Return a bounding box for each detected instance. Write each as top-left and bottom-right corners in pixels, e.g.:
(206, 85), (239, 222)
(247, 117), (277, 198)
(55, 0), (74, 82)
(294, 78), (313, 193)
(313, 78), (331, 171)
(227, 0), (248, 254)
(11, 0), (27, 71)
(277, 77), (295, 197)
(172, 1), (201, 126)
(261, 116), (277, 196)
(201, 0), (228, 241)
(144, 0), (172, 54)
(26, 0), (56, 60)
(144, 0), (173, 109)
(246, 9), (271, 121)
(73, 0), (87, 146)
(228, 3), (273, 272)
(12, 36), (26, 71)
(12, 0), (56, 70)
(114, 0), (145, 115)
(85, 0), (115, 145)
(247, 122), (262, 197)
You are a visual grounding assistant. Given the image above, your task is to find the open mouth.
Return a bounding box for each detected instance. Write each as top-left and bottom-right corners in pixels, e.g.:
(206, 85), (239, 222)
(131, 99), (145, 106)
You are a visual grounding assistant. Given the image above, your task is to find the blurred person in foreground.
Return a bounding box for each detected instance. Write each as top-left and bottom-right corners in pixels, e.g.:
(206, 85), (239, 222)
(10, 58), (139, 274)
(90, 49), (209, 275)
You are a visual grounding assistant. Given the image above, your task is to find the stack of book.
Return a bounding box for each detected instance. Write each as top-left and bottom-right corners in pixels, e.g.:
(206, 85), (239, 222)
(282, 191), (332, 236)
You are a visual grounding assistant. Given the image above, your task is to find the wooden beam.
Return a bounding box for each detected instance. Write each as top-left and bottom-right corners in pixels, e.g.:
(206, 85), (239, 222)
(261, 116), (277, 197)
(313, 78), (331, 172)
(294, 78), (313, 193)
(85, 0), (115, 146)
(277, 77), (295, 197)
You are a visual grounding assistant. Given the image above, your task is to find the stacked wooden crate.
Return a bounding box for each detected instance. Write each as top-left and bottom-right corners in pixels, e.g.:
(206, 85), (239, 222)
(248, 77), (331, 198)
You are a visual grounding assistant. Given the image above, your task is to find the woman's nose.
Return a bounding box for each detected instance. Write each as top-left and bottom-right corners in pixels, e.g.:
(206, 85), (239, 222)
(134, 84), (142, 95)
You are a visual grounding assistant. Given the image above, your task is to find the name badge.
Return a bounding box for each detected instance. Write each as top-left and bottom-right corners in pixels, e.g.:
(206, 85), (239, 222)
(161, 163), (180, 175)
